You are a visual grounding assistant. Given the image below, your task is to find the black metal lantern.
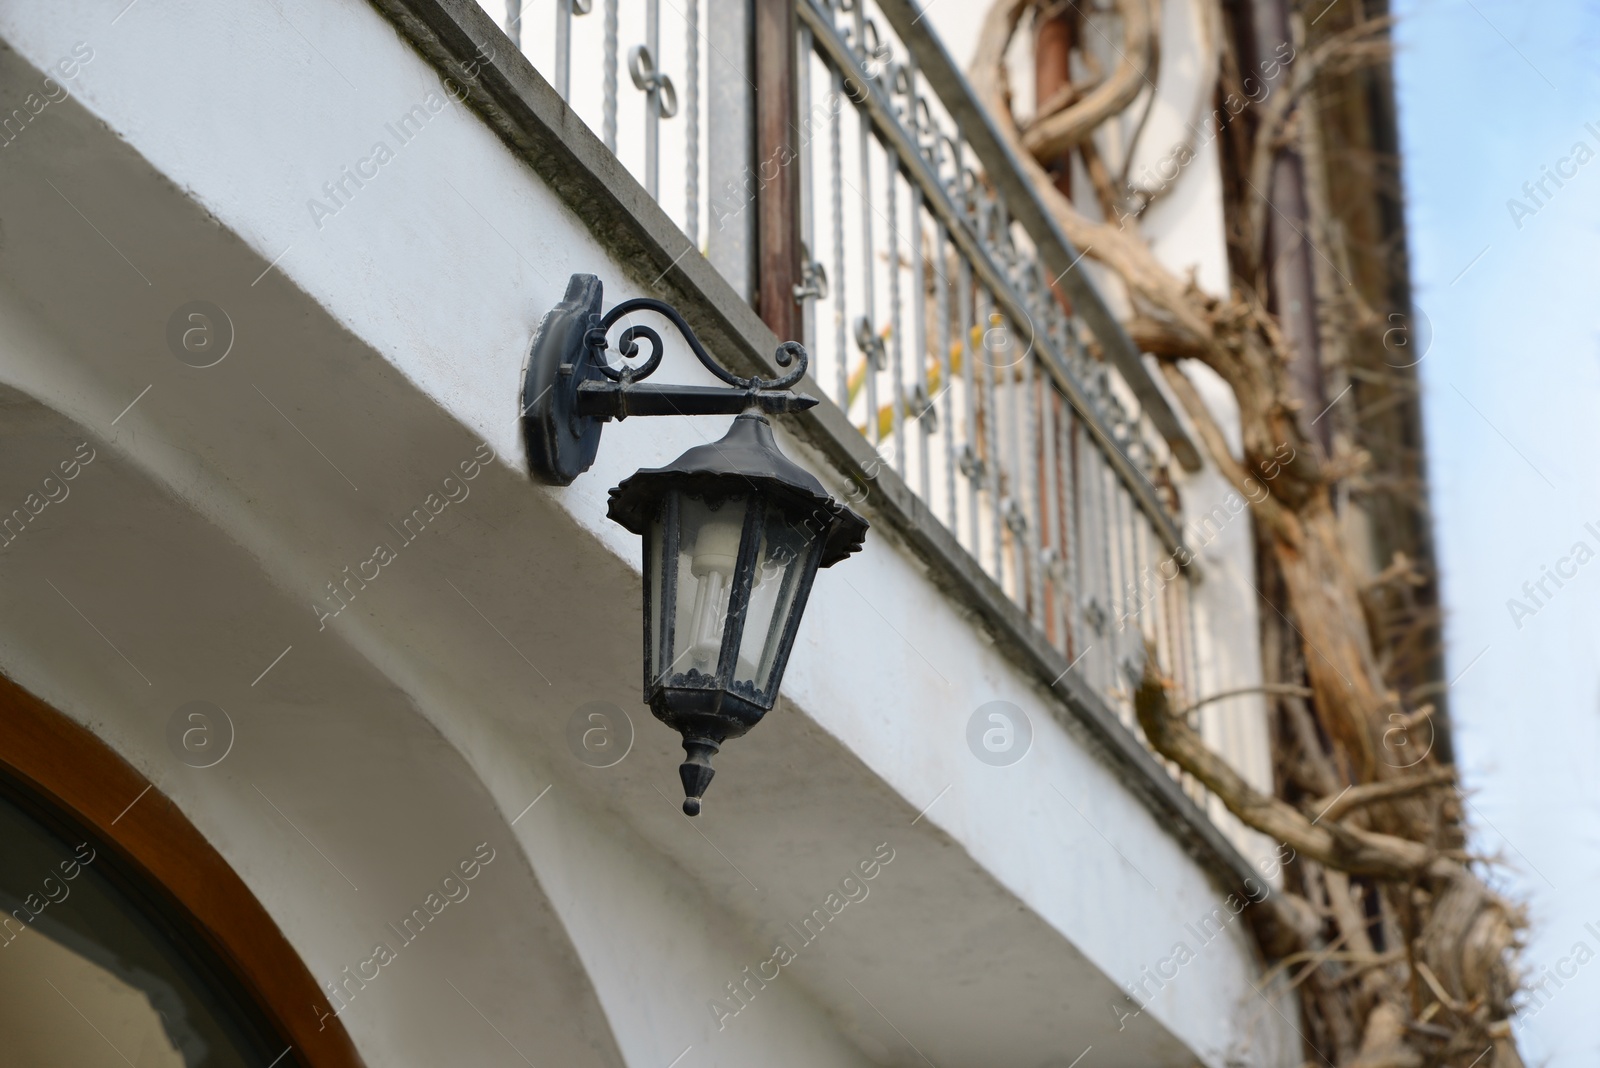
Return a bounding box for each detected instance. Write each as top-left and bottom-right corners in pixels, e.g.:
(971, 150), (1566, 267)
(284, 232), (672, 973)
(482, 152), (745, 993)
(523, 275), (867, 814)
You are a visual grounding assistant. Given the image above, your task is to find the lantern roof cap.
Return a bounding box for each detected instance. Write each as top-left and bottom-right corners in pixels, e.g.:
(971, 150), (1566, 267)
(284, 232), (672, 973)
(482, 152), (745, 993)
(606, 411), (868, 567)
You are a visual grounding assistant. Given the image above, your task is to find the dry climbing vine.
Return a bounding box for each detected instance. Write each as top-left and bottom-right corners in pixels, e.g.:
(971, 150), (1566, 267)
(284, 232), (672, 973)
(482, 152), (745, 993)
(970, 2), (1525, 1063)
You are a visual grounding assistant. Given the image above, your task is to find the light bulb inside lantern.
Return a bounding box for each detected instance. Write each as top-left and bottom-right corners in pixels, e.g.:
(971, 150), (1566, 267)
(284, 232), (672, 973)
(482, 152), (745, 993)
(684, 514), (742, 673)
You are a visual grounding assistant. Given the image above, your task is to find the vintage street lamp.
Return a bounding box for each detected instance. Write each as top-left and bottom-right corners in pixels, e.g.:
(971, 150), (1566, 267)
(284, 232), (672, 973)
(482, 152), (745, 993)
(523, 275), (867, 815)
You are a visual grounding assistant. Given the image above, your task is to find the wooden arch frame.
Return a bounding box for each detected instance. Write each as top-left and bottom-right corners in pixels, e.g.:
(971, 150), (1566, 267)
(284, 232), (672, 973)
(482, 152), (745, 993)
(0, 672), (365, 1068)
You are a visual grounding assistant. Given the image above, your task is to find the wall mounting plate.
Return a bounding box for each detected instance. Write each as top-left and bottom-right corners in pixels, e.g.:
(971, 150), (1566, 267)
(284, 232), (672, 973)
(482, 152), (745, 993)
(522, 274), (607, 486)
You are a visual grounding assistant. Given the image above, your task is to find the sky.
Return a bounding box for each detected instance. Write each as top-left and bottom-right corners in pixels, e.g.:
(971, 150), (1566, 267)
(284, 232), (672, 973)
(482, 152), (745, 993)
(1392, 1), (1600, 1063)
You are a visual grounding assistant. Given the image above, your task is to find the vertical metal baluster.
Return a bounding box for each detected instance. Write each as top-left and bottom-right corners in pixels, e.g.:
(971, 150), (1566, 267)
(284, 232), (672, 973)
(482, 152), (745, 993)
(1023, 358), (1044, 630)
(1156, 533), (1173, 694)
(859, 123), (878, 446)
(1017, 354), (1030, 617)
(1125, 485), (1141, 651)
(1140, 520), (1160, 676)
(1157, 526), (1173, 678)
(1111, 478), (1131, 707)
(686, 0), (700, 240)
(1184, 498), (1196, 709)
(1184, 585), (1200, 731)
(1126, 489), (1139, 697)
(886, 150), (905, 474)
(506, 0), (523, 49)
(959, 258), (978, 555)
(1098, 455), (1118, 706)
(1018, 355), (1040, 626)
(645, 0), (661, 198)
(1017, 350), (1030, 617)
(1121, 483), (1139, 720)
(1077, 428), (1100, 692)
(1093, 451), (1112, 701)
(970, 204), (995, 577)
(1174, 581), (1195, 797)
(1183, 573), (1201, 717)
(1129, 506), (1145, 648)
(830, 63), (847, 410)
(1068, 409), (1081, 658)
(604, 0), (618, 152)
(905, 62), (931, 503)
(1171, 575), (1184, 709)
(796, 27), (814, 348)
(1179, 577), (1193, 731)
(936, 224), (955, 530)
(1001, 309), (1020, 597)
(1058, 398), (1077, 655)
(911, 188), (930, 502)
(1004, 339), (1023, 606)
(705, 0), (753, 298)
(1161, 546), (1184, 706)
(853, 2), (877, 447)
(985, 299), (1004, 584)
(1159, 577), (1179, 707)
(1158, 502), (1171, 668)
(556, 0), (572, 100)
(1072, 417), (1095, 683)
(1129, 495), (1147, 704)
(1132, 511), (1147, 651)
(1039, 382), (1059, 648)
(972, 289), (988, 570)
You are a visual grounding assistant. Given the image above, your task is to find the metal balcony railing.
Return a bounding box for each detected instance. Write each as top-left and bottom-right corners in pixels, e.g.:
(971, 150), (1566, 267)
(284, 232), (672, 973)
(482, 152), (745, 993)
(478, 0), (1204, 730)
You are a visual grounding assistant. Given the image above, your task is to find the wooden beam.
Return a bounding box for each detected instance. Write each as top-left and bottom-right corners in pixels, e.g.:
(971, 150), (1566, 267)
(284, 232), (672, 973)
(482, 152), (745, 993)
(754, 0), (801, 342)
(1033, 4), (1075, 200)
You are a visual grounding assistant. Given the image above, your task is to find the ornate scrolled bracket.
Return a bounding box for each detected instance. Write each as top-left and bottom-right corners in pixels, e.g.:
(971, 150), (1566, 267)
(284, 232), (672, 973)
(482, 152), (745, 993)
(523, 274), (818, 485)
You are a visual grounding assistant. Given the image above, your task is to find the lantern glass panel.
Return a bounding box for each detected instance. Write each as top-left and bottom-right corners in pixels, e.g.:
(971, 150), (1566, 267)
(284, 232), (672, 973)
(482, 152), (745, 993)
(644, 506), (669, 683)
(732, 509), (819, 699)
(669, 493), (751, 680)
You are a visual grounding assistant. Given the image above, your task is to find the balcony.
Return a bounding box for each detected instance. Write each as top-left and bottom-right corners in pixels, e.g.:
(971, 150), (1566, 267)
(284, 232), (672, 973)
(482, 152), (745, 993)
(0, 1), (1290, 1065)
(454, 0), (1229, 750)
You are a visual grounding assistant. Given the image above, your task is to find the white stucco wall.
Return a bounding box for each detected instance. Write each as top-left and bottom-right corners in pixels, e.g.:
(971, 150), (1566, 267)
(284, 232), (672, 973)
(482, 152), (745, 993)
(0, 1), (1296, 1065)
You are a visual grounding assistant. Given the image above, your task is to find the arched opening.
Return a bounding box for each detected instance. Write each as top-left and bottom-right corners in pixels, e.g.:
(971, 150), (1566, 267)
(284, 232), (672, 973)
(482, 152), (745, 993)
(0, 777), (295, 1065)
(0, 674), (364, 1067)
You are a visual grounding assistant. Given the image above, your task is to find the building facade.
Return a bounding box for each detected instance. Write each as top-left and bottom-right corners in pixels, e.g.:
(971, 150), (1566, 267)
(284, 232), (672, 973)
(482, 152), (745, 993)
(0, 0), (1360, 1065)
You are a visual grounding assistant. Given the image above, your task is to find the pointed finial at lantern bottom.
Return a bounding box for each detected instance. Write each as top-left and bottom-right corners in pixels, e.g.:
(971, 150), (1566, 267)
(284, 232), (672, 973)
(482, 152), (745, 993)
(679, 737), (719, 817)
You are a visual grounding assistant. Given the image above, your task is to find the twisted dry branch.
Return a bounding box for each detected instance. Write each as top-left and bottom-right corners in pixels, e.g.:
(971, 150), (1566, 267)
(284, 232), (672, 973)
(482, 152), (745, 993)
(972, 3), (1526, 1062)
